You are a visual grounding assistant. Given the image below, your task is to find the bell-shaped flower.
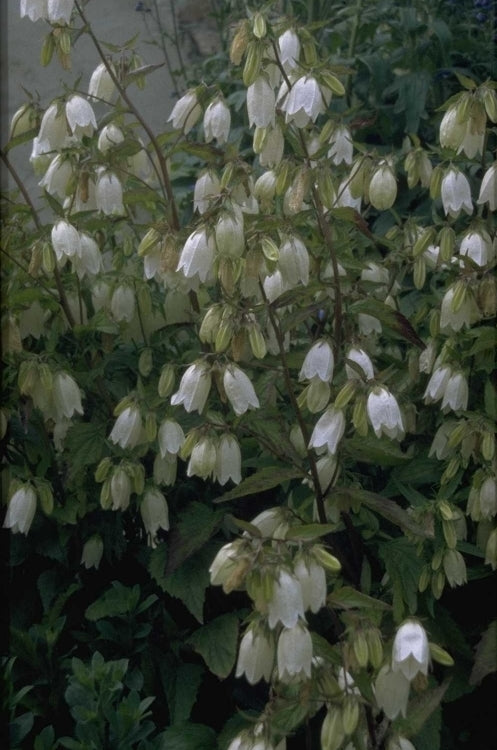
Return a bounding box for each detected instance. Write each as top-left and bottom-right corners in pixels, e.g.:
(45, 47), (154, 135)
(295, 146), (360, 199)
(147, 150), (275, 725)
(293, 555), (327, 613)
(479, 476), (497, 519)
(263, 269), (286, 302)
(267, 569), (305, 629)
(345, 347), (374, 381)
(97, 123), (124, 153)
(485, 528), (497, 570)
(177, 228), (215, 283)
(247, 77), (276, 128)
(423, 364), (452, 404)
(282, 75), (327, 126)
(39, 154), (74, 199)
(109, 405), (143, 449)
(440, 285), (478, 333)
(168, 89), (202, 133)
(194, 170), (221, 213)
(65, 95), (97, 138)
(328, 124), (353, 165)
(387, 738), (416, 750)
(209, 539), (246, 587)
(110, 466), (132, 510)
(171, 361), (212, 413)
(277, 623), (313, 682)
(259, 124), (284, 167)
(477, 162), (497, 211)
(158, 419), (185, 458)
(37, 102), (69, 151)
(48, 0), (74, 24)
(81, 534), (104, 570)
(392, 619), (430, 681)
(443, 548), (467, 587)
(308, 406), (346, 455)
(459, 229), (493, 267)
(51, 219), (81, 261)
(374, 665), (410, 719)
(53, 372), (83, 419)
(204, 97), (231, 144)
(153, 452), (177, 487)
(21, 0), (49, 21)
(369, 163), (397, 210)
(299, 340), (334, 383)
(223, 365), (260, 416)
(3, 485), (37, 535)
(140, 487), (169, 547)
(236, 625), (275, 684)
(95, 171), (125, 216)
(335, 177), (361, 211)
(215, 207), (245, 257)
(429, 420), (457, 460)
(367, 386), (405, 440)
(254, 170), (277, 204)
(249, 507), (290, 540)
(439, 104), (484, 158)
(441, 372), (468, 413)
(88, 62), (117, 101)
(278, 28), (300, 73)
(215, 433), (242, 485)
(279, 236), (309, 287)
(72, 233), (102, 278)
(441, 168), (473, 218)
(111, 285), (135, 322)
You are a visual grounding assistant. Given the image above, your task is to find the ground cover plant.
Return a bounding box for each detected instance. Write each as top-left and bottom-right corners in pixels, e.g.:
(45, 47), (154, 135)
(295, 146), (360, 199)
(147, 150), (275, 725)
(2, 1), (496, 748)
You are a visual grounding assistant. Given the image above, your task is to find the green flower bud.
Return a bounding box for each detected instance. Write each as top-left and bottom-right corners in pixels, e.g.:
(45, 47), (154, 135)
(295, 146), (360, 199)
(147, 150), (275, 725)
(243, 41), (263, 86)
(95, 457), (113, 483)
(252, 12), (266, 39)
(342, 695), (359, 735)
(353, 630), (369, 668)
(429, 642), (454, 667)
(138, 348), (153, 378)
(158, 364), (175, 398)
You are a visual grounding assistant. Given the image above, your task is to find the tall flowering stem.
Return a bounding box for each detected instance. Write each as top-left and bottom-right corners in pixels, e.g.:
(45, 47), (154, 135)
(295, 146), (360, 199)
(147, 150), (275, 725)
(74, 1), (180, 231)
(260, 283), (327, 524)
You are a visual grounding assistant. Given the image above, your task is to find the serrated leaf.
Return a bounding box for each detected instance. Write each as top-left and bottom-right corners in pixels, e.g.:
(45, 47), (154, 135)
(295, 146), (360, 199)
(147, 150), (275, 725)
(188, 613), (238, 678)
(469, 620), (497, 686)
(379, 537), (425, 619)
(157, 722), (217, 750)
(334, 488), (433, 538)
(85, 582), (140, 621)
(171, 664), (204, 724)
(327, 586), (392, 611)
(166, 502), (224, 573)
(213, 466), (303, 504)
(159, 544), (214, 623)
(65, 422), (106, 479)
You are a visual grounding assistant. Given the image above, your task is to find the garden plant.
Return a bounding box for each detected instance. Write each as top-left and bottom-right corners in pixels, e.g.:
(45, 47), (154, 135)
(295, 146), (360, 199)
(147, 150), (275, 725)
(2, 0), (496, 748)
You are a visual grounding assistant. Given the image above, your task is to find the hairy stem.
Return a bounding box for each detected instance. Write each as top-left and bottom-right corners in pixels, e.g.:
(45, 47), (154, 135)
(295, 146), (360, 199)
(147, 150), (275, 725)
(260, 284), (327, 524)
(74, 1), (180, 231)
(1, 148), (76, 328)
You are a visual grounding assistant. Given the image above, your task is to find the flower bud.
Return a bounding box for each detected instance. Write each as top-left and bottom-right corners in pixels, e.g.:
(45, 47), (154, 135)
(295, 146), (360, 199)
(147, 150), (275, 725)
(369, 163), (397, 210)
(81, 535), (104, 570)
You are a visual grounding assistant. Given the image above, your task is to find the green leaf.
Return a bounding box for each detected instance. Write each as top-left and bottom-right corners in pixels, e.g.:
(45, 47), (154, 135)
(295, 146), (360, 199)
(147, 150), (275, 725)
(327, 586), (392, 611)
(85, 582), (140, 621)
(187, 613), (238, 678)
(379, 537), (425, 620)
(158, 544), (214, 623)
(334, 488), (433, 538)
(345, 435), (411, 466)
(213, 466), (303, 504)
(349, 299), (425, 349)
(397, 679), (451, 738)
(157, 722), (217, 750)
(285, 523), (337, 541)
(170, 664), (204, 724)
(166, 502), (224, 573)
(65, 422), (106, 479)
(469, 620), (497, 686)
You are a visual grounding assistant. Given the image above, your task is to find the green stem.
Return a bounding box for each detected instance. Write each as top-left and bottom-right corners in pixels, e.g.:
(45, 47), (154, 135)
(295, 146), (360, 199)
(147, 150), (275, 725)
(0, 148), (76, 328)
(260, 283), (327, 524)
(74, 1), (180, 231)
